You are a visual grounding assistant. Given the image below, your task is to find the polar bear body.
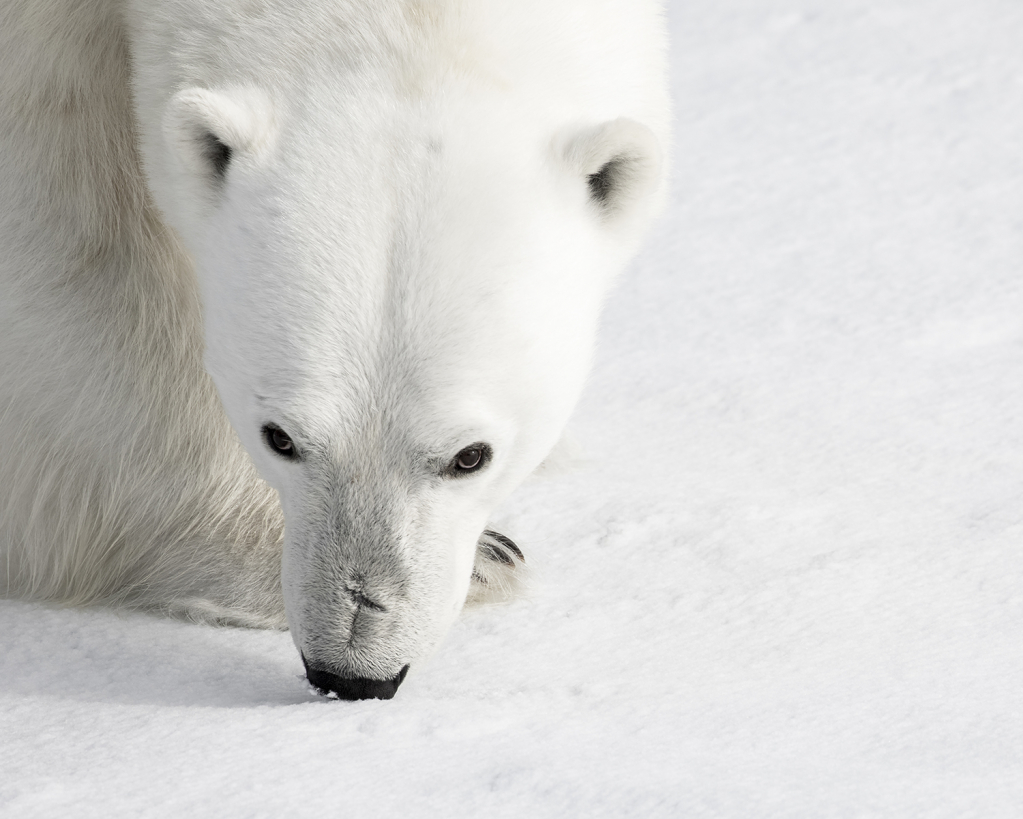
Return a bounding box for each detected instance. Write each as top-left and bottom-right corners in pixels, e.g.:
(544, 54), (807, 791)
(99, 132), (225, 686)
(0, 0), (669, 695)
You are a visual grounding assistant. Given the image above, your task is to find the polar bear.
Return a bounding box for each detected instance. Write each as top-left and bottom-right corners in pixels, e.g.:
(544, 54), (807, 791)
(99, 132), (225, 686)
(0, 0), (670, 699)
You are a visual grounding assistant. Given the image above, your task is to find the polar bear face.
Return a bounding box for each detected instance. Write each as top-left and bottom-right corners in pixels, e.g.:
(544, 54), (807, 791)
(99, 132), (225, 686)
(128, 2), (665, 694)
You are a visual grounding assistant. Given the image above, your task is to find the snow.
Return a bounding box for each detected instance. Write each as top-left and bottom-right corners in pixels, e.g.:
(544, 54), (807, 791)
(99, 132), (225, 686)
(4, 0), (1023, 815)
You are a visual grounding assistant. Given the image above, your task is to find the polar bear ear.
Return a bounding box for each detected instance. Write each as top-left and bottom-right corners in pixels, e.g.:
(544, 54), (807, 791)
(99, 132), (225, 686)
(560, 118), (663, 228)
(163, 87), (274, 185)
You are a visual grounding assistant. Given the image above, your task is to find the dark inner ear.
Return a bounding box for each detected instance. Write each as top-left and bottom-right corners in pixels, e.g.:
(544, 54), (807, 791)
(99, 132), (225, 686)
(201, 131), (232, 180)
(587, 157), (624, 204)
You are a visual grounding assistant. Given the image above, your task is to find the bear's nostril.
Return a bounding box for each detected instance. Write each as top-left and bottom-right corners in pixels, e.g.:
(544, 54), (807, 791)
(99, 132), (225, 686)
(302, 655), (410, 700)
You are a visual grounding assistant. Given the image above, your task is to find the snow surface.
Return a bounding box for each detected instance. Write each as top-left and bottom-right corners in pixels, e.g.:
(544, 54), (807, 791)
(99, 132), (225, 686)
(4, 1), (1023, 816)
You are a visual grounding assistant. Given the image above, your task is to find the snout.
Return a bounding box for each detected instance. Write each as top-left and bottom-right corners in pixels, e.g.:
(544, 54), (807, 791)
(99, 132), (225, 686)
(303, 654), (410, 700)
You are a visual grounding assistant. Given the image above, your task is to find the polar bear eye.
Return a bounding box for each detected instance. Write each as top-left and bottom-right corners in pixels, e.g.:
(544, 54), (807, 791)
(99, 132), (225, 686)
(446, 444), (491, 477)
(263, 424), (298, 459)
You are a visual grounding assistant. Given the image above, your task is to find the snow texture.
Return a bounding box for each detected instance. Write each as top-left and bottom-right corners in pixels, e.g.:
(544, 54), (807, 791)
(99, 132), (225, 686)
(3, 0), (1023, 815)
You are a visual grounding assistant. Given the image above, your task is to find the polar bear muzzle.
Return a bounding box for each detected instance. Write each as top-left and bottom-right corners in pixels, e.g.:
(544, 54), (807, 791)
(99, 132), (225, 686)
(303, 655), (411, 701)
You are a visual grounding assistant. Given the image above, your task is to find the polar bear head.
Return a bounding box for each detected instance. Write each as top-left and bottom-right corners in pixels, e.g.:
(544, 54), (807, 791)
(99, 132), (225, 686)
(128, 0), (668, 698)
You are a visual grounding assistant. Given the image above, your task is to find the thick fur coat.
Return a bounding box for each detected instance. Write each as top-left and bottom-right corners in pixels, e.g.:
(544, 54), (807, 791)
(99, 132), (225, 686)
(0, 0), (670, 696)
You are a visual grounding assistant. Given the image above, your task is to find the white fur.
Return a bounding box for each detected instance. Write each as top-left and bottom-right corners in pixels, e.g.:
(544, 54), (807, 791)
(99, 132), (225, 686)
(0, 0), (670, 685)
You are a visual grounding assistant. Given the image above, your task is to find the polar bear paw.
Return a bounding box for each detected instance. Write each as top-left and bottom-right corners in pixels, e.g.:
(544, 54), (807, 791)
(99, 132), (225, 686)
(466, 529), (528, 605)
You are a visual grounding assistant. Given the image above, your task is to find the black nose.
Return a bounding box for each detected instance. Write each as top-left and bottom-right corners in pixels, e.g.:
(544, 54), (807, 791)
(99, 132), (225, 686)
(302, 655), (410, 700)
